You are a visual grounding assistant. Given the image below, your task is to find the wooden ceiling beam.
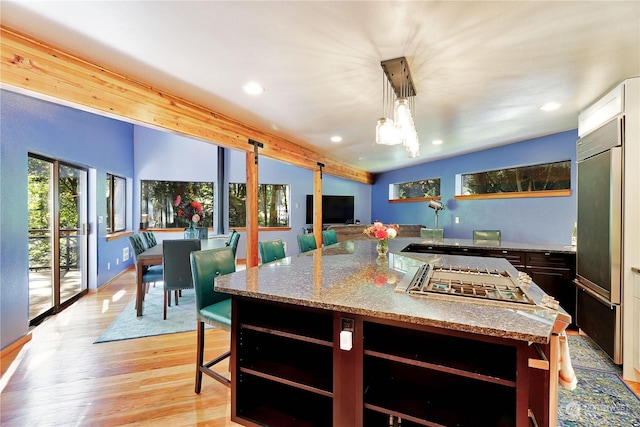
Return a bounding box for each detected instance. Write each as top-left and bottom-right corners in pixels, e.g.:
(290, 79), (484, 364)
(0, 26), (374, 185)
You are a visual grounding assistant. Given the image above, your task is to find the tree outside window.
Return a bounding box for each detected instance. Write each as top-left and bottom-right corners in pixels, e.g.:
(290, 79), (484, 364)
(461, 160), (571, 195)
(390, 178), (440, 201)
(140, 180), (214, 229)
(229, 183), (289, 227)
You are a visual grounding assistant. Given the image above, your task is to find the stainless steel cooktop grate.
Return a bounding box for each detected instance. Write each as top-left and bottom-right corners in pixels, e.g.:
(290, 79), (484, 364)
(405, 264), (535, 305)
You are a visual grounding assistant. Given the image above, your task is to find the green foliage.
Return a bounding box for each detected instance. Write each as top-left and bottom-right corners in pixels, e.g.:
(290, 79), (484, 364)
(395, 179), (440, 199)
(462, 161), (571, 195)
(141, 180), (214, 228)
(229, 183), (289, 227)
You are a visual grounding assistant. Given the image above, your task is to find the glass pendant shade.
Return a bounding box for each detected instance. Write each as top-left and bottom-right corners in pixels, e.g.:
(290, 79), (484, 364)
(376, 118), (401, 145)
(394, 98), (412, 127)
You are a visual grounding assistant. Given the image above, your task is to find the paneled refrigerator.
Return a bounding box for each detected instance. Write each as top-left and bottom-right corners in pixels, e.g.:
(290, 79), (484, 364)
(575, 116), (624, 363)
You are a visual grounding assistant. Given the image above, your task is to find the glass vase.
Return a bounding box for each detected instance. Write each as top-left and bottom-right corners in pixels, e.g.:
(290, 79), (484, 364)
(184, 223), (198, 239)
(376, 239), (389, 256)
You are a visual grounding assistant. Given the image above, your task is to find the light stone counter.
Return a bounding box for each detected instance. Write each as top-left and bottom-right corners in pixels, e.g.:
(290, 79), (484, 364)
(214, 238), (569, 344)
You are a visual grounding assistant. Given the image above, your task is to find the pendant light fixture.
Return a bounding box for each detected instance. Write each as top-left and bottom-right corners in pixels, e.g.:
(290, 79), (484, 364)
(375, 57), (420, 157)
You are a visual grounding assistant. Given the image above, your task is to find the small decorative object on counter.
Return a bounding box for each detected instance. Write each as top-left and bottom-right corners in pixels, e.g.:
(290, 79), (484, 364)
(571, 222), (577, 246)
(174, 195), (204, 239)
(363, 222), (399, 256)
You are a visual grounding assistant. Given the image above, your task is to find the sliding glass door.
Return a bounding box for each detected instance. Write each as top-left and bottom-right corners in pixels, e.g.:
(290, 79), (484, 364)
(28, 154), (88, 324)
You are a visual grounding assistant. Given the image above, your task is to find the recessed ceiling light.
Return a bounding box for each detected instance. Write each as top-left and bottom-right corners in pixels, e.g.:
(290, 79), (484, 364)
(330, 136), (342, 143)
(540, 102), (561, 111)
(432, 139), (443, 145)
(243, 82), (264, 95)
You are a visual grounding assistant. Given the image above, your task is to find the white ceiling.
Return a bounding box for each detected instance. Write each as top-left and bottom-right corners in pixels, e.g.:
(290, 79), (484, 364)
(2, 1), (639, 173)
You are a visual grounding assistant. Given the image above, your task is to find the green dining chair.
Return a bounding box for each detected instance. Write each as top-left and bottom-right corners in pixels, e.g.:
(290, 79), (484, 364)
(225, 230), (237, 247)
(141, 231), (157, 248)
(473, 229), (501, 242)
(297, 233), (317, 253)
(129, 234), (163, 295)
(228, 231), (240, 259)
(190, 246), (236, 392)
(322, 229), (338, 246)
(420, 228), (444, 240)
(258, 239), (286, 264)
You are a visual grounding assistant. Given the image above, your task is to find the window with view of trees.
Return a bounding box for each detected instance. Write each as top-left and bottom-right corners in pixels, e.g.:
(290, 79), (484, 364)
(229, 183), (290, 227)
(106, 174), (126, 233)
(140, 180), (214, 229)
(390, 178), (441, 201)
(459, 160), (571, 196)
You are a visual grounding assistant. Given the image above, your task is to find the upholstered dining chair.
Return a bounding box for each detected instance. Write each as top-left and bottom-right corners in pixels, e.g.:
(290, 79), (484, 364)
(258, 239), (286, 264)
(225, 230), (237, 246)
(322, 229), (338, 246)
(129, 234), (163, 294)
(190, 246), (236, 392)
(141, 231), (157, 248)
(297, 233), (318, 253)
(162, 239), (201, 320)
(473, 229), (501, 242)
(227, 231), (240, 259)
(420, 228), (444, 240)
(196, 227), (208, 240)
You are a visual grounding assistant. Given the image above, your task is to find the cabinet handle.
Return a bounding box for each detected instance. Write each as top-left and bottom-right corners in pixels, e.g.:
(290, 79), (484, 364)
(545, 252), (551, 256)
(528, 343), (549, 370)
(502, 250), (508, 254)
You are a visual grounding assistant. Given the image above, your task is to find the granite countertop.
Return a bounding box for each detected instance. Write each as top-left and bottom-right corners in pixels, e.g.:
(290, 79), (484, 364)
(403, 237), (576, 254)
(214, 238), (570, 344)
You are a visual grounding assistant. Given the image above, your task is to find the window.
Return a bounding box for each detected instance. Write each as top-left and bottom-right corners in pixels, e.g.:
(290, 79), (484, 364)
(458, 160), (571, 197)
(106, 174), (126, 233)
(140, 180), (214, 229)
(389, 178), (441, 202)
(229, 183), (290, 227)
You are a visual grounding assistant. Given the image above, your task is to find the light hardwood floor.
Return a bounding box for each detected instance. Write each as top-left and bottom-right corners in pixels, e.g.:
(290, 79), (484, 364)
(1, 268), (241, 426)
(2, 268), (639, 426)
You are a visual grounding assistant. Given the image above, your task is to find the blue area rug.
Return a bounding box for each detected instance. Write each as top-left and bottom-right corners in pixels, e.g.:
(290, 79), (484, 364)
(558, 334), (640, 426)
(94, 284), (207, 343)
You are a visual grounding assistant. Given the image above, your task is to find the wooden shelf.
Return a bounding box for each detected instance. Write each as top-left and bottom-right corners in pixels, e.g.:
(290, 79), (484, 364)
(238, 299), (333, 343)
(239, 328), (333, 394)
(235, 375), (333, 427)
(363, 357), (517, 426)
(363, 322), (517, 385)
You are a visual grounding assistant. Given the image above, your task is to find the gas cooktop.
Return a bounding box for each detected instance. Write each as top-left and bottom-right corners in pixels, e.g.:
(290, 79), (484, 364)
(400, 263), (537, 307)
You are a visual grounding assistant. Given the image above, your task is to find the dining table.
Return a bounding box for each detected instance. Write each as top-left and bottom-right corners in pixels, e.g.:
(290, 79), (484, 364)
(135, 237), (228, 316)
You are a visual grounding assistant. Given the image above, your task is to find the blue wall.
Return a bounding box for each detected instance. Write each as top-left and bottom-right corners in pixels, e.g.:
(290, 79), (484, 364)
(372, 130), (578, 244)
(0, 88), (577, 352)
(0, 90), (134, 349)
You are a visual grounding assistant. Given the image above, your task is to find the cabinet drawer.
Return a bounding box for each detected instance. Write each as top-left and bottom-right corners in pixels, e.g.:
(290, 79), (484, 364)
(482, 250), (526, 268)
(526, 252), (575, 270)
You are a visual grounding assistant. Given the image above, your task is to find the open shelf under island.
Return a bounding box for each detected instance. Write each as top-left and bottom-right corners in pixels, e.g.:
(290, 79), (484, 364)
(214, 237), (571, 427)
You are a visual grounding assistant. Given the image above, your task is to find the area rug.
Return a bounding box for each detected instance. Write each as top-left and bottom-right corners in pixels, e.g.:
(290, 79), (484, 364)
(558, 334), (640, 426)
(94, 284), (207, 343)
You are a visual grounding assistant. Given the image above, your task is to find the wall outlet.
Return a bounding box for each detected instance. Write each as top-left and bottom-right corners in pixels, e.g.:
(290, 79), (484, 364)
(455, 217), (460, 224)
(107, 262), (110, 270)
(123, 247), (129, 261)
(116, 258), (119, 265)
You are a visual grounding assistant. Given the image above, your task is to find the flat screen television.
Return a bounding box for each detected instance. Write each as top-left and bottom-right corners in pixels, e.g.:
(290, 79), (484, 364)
(305, 195), (354, 225)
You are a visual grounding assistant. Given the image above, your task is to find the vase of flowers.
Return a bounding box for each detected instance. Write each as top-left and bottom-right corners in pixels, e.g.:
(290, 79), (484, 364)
(363, 222), (399, 256)
(174, 195), (203, 239)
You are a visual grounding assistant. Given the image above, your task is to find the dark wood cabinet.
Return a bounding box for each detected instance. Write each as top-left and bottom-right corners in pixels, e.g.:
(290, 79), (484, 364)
(231, 298), (551, 426)
(232, 299), (334, 427)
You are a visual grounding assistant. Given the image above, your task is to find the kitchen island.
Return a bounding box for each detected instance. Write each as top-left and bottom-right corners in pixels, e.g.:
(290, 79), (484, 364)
(214, 238), (570, 426)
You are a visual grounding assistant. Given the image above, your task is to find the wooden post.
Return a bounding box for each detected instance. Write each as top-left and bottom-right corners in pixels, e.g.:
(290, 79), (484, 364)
(245, 143), (260, 268)
(313, 166), (323, 248)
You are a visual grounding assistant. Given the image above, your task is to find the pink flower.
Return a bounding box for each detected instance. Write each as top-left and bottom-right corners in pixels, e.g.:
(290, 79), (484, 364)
(174, 195), (181, 207)
(375, 229), (388, 240)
